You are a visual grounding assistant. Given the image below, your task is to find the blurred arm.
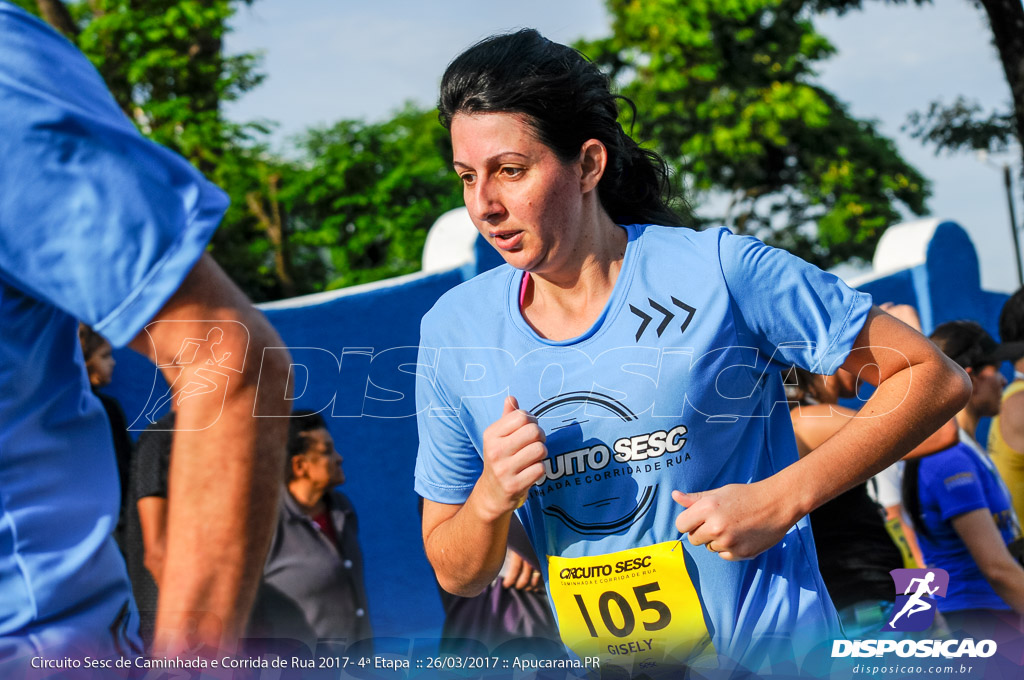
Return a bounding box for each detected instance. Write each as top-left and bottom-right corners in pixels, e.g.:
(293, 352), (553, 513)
(952, 509), (1024, 615)
(128, 254), (291, 656)
(137, 496), (168, 587)
(998, 391), (1024, 452)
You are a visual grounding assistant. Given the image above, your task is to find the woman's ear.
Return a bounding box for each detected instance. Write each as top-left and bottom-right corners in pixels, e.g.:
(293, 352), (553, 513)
(290, 454), (306, 480)
(579, 138), (608, 193)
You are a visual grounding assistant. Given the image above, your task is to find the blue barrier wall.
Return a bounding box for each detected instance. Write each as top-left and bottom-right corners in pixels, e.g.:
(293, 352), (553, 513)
(854, 221), (1011, 443)
(856, 221), (1009, 335)
(103, 220), (1013, 641)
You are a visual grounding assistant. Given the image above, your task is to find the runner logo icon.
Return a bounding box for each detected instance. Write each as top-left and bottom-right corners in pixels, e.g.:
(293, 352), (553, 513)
(884, 568), (949, 632)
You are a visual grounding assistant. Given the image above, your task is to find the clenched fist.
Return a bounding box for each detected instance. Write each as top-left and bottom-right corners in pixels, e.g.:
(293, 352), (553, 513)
(474, 396), (548, 521)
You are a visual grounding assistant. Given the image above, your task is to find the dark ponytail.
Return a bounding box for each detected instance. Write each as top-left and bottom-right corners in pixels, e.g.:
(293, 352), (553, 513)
(901, 457), (928, 541)
(438, 29), (687, 228)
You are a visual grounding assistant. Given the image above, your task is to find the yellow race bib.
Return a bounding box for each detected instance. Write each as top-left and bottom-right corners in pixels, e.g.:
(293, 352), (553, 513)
(547, 541), (715, 673)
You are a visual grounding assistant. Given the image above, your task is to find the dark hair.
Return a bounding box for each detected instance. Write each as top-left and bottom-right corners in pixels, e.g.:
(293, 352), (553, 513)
(78, 323), (109, 361)
(438, 28), (686, 228)
(1000, 288), (1024, 344)
(929, 320), (999, 371)
(285, 410), (329, 478)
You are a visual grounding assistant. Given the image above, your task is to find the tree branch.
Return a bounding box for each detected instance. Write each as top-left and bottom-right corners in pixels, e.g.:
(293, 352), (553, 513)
(36, 0), (79, 41)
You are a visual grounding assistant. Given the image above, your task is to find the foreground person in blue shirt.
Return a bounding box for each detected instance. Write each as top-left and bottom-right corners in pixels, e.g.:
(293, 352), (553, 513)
(0, 2), (291, 664)
(414, 29), (970, 676)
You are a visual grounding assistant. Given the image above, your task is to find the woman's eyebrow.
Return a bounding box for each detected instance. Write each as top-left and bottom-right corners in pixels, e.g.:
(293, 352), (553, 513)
(453, 152), (530, 169)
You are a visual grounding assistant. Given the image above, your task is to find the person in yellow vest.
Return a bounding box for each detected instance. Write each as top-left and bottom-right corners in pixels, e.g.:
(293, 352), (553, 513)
(989, 289), (1024, 524)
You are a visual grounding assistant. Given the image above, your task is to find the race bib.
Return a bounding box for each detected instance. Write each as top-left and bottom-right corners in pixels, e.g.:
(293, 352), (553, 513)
(547, 541), (715, 672)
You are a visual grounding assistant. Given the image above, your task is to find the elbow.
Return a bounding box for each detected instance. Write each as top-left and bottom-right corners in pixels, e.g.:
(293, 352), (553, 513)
(950, 364), (972, 412)
(425, 541), (493, 598)
(936, 357), (972, 417)
(435, 571), (489, 599)
(238, 313), (292, 416)
(250, 341), (291, 397)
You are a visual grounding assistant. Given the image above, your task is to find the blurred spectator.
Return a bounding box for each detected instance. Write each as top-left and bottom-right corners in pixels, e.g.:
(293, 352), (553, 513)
(788, 366), (914, 636)
(873, 302), (958, 567)
(902, 321), (1024, 639)
(248, 411), (372, 648)
(990, 288), (1024, 524)
(127, 410), (175, 648)
(79, 323), (133, 549)
(931, 321), (1010, 444)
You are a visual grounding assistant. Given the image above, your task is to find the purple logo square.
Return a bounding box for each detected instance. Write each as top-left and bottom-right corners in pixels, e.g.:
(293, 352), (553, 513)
(883, 568), (949, 632)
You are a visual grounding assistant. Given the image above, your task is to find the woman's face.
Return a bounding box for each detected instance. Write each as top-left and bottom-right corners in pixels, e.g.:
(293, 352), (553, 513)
(968, 364), (1006, 418)
(450, 112), (588, 274)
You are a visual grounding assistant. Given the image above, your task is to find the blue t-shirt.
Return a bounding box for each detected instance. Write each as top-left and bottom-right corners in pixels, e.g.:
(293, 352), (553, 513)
(415, 225), (872, 671)
(0, 3), (226, 657)
(916, 440), (1022, 613)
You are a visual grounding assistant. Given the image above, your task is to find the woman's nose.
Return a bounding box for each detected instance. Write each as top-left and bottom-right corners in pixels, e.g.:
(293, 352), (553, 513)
(469, 177), (506, 223)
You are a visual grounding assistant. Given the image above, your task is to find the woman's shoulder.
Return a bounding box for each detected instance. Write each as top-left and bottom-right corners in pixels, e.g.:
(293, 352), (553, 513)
(919, 441), (983, 480)
(420, 264), (516, 335)
(631, 224), (776, 268)
(631, 223), (723, 246)
(627, 225), (736, 275)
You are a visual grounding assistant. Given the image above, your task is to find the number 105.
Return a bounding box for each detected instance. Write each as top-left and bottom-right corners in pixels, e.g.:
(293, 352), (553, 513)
(573, 582), (671, 638)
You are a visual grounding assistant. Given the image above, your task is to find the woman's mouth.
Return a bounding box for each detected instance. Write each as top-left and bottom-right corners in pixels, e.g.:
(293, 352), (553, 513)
(490, 230), (523, 250)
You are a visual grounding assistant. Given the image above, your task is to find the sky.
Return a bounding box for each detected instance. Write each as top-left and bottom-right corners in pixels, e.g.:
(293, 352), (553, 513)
(223, 0), (1022, 294)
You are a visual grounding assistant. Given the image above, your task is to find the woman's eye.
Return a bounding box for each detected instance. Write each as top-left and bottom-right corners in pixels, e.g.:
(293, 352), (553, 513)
(459, 173), (476, 185)
(500, 166), (524, 178)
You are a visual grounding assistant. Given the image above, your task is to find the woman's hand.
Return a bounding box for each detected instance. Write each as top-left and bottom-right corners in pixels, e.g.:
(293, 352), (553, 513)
(672, 479), (802, 561)
(422, 396), (547, 598)
(503, 549), (543, 591)
(474, 395), (548, 521)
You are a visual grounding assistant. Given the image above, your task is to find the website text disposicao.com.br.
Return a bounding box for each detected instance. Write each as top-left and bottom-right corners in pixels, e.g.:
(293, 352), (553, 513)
(834, 637), (997, 676)
(850, 662), (978, 675)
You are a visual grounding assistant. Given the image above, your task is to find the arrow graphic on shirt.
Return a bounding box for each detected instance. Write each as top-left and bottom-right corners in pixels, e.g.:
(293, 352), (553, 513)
(629, 297), (696, 341)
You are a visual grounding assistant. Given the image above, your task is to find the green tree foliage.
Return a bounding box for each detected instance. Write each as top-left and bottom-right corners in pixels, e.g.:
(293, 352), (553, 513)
(283, 105), (464, 290)
(580, 0), (930, 268)
(822, 0), (1023, 228)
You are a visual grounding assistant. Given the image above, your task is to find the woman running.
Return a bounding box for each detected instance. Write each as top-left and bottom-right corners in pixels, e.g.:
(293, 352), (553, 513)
(414, 29), (969, 674)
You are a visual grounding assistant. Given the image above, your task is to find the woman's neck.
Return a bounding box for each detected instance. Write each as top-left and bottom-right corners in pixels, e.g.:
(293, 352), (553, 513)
(956, 409), (979, 442)
(523, 214), (626, 340)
